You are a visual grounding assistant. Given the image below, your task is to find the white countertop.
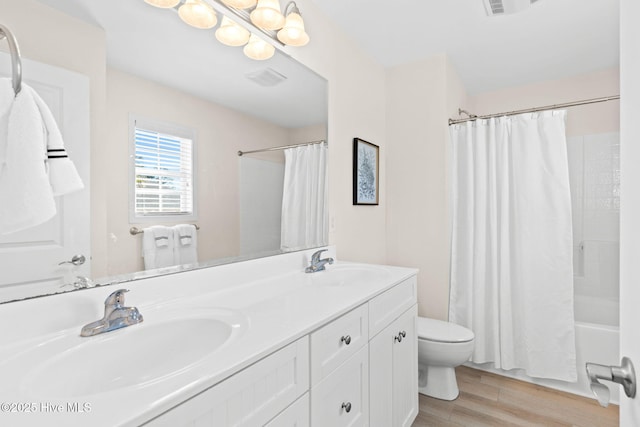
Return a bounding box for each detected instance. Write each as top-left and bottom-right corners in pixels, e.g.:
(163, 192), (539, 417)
(0, 248), (417, 426)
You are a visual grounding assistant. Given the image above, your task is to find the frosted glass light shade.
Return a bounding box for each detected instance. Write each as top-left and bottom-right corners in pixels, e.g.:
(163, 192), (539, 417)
(243, 34), (275, 60)
(144, 0), (180, 8)
(277, 12), (309, 46)
(221, 0), (258, 9)
(179, 0), (218, 29)
(215, 16), (251, 47)
(250, 0), (285, 30)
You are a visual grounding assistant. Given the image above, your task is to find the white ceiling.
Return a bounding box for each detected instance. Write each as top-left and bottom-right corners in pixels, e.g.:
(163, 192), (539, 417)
(35, 0), (327, 129)
(311, 0), (620, 94)
(34, 0), (619, 119)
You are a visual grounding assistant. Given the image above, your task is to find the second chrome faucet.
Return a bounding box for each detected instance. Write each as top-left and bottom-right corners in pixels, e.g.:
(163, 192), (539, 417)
(80, 289), (144, 337)
(305, 249), (334, 273)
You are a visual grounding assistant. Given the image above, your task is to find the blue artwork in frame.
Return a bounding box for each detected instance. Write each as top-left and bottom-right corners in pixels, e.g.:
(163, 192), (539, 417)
(353, 138), (379, 205)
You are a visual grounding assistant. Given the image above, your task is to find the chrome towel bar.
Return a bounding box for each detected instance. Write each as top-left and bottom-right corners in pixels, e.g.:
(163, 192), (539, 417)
(130, 225), (200, 235)
(0, 24), (22, 96)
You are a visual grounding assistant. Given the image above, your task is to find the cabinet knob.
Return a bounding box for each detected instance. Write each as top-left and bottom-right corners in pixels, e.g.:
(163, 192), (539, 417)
(341, 335), (352, 345)
(394, 331), (406, 343)
(341, 402), (352, 413)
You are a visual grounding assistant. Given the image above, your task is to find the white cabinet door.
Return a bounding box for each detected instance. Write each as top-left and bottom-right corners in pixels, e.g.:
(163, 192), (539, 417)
(310, 345), (369, 427)
(391, 306), (418, 427)
(370, 305), (418, 427)
(0, 53), (90, 301)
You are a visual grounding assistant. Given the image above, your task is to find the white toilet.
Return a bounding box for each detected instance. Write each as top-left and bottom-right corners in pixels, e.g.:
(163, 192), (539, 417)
(417, 317), (475, 401)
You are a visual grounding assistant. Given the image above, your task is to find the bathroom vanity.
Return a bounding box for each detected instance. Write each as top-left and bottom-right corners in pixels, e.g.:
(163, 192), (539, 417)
(0, 248), (418, 426)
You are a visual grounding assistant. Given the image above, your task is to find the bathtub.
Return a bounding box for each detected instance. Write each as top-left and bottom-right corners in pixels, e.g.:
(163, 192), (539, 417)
(467, 295), (620, 404)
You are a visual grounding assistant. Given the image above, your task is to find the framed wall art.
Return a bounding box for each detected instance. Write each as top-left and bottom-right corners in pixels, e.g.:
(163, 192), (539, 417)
(353, 138), (379, 205)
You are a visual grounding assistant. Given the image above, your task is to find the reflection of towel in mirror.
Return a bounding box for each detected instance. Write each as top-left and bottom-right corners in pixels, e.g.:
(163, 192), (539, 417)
(142, 226), (175, 269)
(0, 79), (83, 234)
(0, 80), (54, 234)
(173, 224), (198, 265)
(31, 87), (84, 196)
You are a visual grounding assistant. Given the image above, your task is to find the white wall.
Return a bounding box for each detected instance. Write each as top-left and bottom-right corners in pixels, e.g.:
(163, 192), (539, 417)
(285, 0), (388, 264)
(106, 68), (296, 276)
(385, 55), (466, 320)
(470, 68), (620, 137)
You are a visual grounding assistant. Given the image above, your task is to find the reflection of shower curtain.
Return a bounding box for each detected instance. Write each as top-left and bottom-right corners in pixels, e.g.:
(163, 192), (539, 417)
(449, 111), (577, 382)
(281, 143), (328, 251)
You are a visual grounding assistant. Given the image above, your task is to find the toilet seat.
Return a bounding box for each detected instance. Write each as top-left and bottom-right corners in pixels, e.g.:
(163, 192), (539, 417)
(417, 317), (474, 343)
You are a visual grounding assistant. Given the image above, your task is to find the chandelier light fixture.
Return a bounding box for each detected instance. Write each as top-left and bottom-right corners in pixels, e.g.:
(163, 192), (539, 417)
(220, 0), (257, 8)
(144, 0), (181, 8)
(249, 0), (285, 30)
(277, 2), (309, 46)
(215, 16), (251, 46)
(243, 34), (276, 60)
(178, 0), (218, 29)
(143, 0), (309, 60)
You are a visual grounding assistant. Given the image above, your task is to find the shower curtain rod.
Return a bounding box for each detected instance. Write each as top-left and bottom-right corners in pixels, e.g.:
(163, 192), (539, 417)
(237, 139), (326, 157)
(448, 95), (620, 125)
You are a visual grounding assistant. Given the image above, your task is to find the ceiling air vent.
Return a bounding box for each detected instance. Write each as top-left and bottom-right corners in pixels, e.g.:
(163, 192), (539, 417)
(245, 68), (288, 87)
(483, 0), (541, 16)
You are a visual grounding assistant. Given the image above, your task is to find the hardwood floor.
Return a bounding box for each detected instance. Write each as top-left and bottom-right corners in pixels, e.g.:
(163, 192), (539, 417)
(412, 366), (619, 427)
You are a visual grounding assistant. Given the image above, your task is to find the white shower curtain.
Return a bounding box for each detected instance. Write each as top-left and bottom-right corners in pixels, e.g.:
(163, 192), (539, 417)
(281, 143), (328, 251)
(449, 111), (577, 382)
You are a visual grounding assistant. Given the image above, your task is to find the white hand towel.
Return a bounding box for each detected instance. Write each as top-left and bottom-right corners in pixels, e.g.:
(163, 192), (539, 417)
(30, 88), (83, 196)
(173, 224), (198, 265)
(0, 79), (56, 234)
(142, 225), (175, 269)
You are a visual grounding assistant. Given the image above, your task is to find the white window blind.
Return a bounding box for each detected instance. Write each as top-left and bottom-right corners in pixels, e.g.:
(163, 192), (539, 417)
(134, 127), (194, 217)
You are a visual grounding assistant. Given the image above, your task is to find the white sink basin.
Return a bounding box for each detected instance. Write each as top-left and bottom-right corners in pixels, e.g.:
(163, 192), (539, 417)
(308, 264), (392, 287)
(21, 308), (246, 398)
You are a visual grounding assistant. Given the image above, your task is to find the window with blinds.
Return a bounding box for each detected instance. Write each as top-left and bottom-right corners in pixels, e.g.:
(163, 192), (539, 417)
(130, 119), (196, 220)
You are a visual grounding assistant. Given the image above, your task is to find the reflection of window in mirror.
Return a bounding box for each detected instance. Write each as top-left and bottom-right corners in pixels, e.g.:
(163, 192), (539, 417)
(128, 116), (197, 223)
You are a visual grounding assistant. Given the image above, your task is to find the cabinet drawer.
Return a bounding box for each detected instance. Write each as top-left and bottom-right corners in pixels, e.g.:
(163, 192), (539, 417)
(144, 337), (309, 427)
(265, 393), (309, 427)
(310, 345), (369, 427)
(369, 276), (417, 337)
(310, 304), (368, 385)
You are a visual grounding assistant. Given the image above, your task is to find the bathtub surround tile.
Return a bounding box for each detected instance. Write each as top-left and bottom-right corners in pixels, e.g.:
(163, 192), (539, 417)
(412, 366), (619, 427)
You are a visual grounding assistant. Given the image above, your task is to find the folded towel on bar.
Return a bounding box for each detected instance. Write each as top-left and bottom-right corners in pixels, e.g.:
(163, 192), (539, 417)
(173, 224), (198, 265)
(0, 79), (83, 234)
(142, 225), (175, 269)
(152, 226), (171, 248)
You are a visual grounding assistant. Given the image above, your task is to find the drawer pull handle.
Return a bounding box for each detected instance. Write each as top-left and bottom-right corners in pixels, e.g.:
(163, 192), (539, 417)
(341, 402), (352, 413)
(341, 335), (352, 345)
(394, 330), (407, 343)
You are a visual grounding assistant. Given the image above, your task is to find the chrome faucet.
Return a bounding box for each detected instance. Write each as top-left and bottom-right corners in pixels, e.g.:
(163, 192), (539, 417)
(80, 289), (144, 337)
(305, 249), (334, 273)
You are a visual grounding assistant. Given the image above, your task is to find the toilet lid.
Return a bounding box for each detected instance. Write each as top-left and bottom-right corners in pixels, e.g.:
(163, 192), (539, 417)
(416, 317), (475, 343)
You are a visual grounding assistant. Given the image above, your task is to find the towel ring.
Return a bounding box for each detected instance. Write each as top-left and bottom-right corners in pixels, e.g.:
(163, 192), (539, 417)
(0, 24), (22, 96)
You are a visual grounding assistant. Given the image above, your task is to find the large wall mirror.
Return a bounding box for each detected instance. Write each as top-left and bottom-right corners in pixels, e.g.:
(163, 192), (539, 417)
(0, 0), (328, 304)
